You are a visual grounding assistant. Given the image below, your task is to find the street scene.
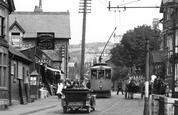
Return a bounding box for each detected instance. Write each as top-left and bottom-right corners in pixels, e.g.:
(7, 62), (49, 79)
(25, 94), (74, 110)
(1, 92), (145, 115)
(0, 0), (178, 115)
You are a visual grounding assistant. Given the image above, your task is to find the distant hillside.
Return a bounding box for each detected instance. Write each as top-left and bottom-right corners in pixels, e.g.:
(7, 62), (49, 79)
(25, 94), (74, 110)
(69, 42), (114, 63)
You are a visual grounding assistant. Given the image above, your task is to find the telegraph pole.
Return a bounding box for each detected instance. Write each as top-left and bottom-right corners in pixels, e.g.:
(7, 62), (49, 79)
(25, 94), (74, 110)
(107, 2), (157, 115)
(79, 0), (91, 82)
(143, 37), (150, 115)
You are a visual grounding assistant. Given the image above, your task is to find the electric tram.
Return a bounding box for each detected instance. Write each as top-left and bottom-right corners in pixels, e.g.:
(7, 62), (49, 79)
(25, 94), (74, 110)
(90, 63), (112, 97)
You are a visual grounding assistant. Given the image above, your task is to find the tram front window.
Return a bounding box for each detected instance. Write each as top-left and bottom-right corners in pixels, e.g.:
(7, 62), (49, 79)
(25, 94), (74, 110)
(105, 70), (111, 79)
(98, 70), (104, 79)
(91, 70), (97, 79)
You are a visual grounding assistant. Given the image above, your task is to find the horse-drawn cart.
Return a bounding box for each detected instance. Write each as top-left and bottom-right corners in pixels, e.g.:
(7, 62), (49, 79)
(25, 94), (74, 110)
(61, 88), (96, 113)
(125, 79), (144, 99)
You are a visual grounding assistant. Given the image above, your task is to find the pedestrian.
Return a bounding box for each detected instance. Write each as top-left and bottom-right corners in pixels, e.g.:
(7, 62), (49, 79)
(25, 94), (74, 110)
(117, 79), (124, 95)
(64, 79), (73, 89)
(56, 79), (64, 99)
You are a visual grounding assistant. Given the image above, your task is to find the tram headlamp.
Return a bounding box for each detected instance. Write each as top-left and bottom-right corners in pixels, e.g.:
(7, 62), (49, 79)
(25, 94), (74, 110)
(99, 85), (103, 90)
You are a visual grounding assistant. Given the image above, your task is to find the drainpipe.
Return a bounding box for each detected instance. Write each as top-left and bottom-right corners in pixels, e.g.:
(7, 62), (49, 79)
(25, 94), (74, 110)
(8, 53), (14, 105)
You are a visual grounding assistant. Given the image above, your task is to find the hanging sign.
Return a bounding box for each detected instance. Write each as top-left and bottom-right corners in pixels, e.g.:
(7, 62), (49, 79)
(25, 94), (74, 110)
(37, 32), (54, 50)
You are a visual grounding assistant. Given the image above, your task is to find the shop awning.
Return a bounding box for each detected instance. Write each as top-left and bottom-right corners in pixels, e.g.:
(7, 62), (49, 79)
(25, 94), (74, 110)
(45, 65), (64, 74)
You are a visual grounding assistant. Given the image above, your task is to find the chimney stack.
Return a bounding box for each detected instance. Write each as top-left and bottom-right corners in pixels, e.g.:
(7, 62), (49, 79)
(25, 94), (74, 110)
(34, 0), (43, 12)
(39, 0), (42, 9)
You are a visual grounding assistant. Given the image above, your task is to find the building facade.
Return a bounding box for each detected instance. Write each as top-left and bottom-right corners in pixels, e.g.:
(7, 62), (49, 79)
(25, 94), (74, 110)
(0, 0), (15, 110)
(9, 4), (71, 79)
(160, 0), (178, 97)
(8, 46), (32, 105)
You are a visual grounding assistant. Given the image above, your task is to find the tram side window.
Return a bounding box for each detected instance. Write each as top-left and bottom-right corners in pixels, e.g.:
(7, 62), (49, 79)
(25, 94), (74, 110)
(91, 70), (97, 79)
(98, 70), (104, 79)
(105, 69), (111, 79)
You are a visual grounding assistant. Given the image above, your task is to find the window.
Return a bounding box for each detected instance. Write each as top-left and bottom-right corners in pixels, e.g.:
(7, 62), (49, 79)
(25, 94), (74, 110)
(0, 53), (2, 65)
(3, 54), (7, 65)
(11, 32), (21, 47)
(91, 70), (97, 79)
(105, 69), (111, 79)
(0, 16), (5, 38)
(0, 67), (1, 86)
(3, 67), (6, 86)
(23, 67), (25, 83)
(12, 64), (16, 80)
(98, 70), (104, 79)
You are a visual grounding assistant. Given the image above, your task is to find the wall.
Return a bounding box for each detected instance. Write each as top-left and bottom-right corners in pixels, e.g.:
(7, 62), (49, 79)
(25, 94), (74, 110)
(10, 60), (30, 104)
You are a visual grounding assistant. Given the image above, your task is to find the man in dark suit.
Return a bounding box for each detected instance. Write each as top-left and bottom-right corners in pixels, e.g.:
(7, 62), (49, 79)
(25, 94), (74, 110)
(117, 79), (123, 95)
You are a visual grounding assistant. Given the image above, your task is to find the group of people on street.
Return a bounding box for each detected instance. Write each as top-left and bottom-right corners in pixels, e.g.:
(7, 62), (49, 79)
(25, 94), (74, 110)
(56, 78), (91, 99)
(116, 75), (170, 98)
(152, 76), (170, 97)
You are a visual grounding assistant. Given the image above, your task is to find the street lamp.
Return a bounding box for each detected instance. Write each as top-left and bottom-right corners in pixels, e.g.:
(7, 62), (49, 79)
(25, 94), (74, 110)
(143, 37), (150, 115)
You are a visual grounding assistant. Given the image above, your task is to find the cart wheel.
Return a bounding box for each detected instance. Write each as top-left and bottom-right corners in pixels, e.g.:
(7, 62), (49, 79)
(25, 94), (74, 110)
(63, 107), (67, 113)
(87, 107), (91, 113)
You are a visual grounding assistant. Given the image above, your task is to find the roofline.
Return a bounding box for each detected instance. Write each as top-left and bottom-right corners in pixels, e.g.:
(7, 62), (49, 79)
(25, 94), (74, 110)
(9, 20), (26, 33)
(22, 37), (71, 39)
(11, 11), (70, 15)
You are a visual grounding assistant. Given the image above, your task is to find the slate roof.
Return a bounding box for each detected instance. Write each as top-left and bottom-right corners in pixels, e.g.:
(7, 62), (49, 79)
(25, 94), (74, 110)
(9, 11), (71, 39)
(9, 45), (32, 63)
(9, 20), (25, 33)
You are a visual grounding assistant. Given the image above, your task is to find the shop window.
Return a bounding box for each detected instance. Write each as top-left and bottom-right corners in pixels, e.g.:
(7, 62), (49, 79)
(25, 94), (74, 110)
(11, 32), (21, 47)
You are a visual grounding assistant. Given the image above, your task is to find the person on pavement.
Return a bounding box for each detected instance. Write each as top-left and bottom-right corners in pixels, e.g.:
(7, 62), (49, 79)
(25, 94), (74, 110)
(56, 79), (64, 99)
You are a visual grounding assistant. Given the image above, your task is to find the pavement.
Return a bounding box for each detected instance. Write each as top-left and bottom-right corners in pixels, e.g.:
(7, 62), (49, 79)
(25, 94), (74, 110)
(0, 96), (60, 115)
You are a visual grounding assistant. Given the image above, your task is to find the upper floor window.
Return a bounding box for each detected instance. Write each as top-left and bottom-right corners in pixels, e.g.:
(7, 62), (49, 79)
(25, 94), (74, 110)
(0, 16), (5, 38)
(11, 32), (21, 47)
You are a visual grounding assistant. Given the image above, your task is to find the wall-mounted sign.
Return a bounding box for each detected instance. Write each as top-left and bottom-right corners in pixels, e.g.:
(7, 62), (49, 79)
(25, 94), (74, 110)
(35, 59), (52, 64)
(35, 55), (52, 66)
(37, 32), (54, 50)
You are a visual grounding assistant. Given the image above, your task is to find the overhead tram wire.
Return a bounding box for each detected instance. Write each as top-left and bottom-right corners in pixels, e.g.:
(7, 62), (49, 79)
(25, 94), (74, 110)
(110, 0), (141, 6)
(98, 0), (108, 7)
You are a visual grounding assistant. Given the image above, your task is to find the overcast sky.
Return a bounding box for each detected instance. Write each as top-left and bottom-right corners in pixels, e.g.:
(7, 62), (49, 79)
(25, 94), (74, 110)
(13, 0), (162, 44)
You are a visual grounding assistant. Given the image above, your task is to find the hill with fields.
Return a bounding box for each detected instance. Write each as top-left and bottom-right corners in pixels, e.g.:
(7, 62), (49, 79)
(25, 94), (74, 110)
(69, 42), (114, 63)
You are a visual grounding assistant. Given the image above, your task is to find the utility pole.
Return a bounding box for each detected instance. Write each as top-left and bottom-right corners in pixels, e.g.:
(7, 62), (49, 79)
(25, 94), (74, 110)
(107, 2), (162, 115)
(143, 37), (150, 115)
(79, 0), (91, 82)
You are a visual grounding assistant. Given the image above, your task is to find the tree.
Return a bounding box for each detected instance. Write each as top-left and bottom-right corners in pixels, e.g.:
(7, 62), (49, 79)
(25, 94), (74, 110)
(112, 66), (129, 82)
(110, 25), (161, 75)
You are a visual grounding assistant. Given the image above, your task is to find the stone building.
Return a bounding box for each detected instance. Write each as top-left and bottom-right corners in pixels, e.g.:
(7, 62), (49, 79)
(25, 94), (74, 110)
(0, 0), (15, 110)
(8, 45), (32, 105)
(159, 0), (178, 97)
(8, 2), (71, 79)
